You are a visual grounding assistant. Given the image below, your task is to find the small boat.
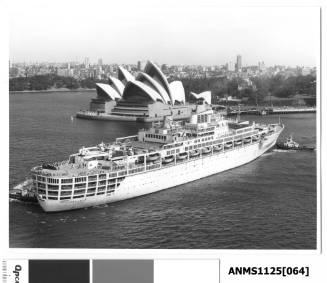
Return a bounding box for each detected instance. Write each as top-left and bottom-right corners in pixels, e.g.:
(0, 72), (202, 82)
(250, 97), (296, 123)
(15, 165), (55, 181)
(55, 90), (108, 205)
(243, 137), (251, 143)
(177, 152), (188, 160)
(276, 135), (299, 149)
(234, 140), (242, 146)
(146, 153), (160, 161)
(276, 135), (315, 151)
(201, 147), (211, 154)
(189, 150), (200, 157)
(162, 155), (174, 164)
(224, 142), (233, 149)
(213, 144), (223, 151)
(252, 135), (259, 141)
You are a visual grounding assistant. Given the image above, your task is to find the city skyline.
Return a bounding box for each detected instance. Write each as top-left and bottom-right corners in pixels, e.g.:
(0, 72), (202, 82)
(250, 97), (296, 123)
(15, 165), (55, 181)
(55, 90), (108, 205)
(8, 57), (317, 68)
(8, 1), (319, 67)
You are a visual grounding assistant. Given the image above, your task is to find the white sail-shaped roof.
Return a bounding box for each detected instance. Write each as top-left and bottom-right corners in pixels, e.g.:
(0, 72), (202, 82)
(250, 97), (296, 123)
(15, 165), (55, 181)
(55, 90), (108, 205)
(122, 81), (165, 103)
(108, 76), (125, 96)
(95, 83), (121, 100)
(190, 91), (212, 105)
(169, 81), (185, 105)
(144, 61), (172, 100)
(118, 66), (135, 85)
(136, 72), (171, 104)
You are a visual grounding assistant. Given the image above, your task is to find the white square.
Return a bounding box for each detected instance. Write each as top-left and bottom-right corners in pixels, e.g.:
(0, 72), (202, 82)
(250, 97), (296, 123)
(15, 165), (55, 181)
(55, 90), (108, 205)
(154, 259), (219, 283)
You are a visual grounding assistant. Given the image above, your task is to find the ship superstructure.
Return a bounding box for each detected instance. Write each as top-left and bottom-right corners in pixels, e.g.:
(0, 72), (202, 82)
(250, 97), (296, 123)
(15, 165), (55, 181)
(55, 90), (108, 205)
(31, 105), (284, 212)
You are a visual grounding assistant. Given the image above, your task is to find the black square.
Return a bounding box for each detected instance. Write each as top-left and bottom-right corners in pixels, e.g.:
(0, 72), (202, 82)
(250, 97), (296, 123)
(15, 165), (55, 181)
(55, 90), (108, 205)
(29, 260), (89, 283)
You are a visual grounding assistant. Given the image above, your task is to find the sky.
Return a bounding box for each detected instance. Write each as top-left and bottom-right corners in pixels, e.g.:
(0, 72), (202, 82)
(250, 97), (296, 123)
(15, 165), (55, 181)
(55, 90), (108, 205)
(7, 0), (320, 67)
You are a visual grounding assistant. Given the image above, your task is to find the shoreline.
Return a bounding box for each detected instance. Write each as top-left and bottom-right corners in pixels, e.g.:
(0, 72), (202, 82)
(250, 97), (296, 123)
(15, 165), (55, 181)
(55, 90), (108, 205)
(9, 88), (95, 93)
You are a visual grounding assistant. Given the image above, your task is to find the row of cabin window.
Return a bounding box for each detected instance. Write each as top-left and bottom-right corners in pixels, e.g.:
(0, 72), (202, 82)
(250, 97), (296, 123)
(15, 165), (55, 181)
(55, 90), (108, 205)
(163, 142), (183, 149)
(197, 114), (209, 123)
(166, 148), (180, 155)
(40, 186), (109, 196)
(61, 174), (106, 184)
(42, 182), (116, 191)
(194, 136), (214, 143)
(145, 133), (167, 140)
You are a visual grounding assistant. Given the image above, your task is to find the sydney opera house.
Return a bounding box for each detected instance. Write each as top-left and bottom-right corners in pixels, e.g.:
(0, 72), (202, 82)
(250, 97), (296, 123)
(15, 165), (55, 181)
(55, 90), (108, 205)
(77, 61), (211, 122)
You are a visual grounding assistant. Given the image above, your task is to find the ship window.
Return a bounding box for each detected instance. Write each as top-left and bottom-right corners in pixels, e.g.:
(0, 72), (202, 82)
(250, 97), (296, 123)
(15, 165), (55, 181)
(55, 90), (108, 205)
(60, 196), (71, 200)
(88, 175), (97, 181)
(38, 182), (46, 188)
(61, 191), (72, 196)
(87, 188), (96, 193)
(62, 185), (72, 190)
(48, 185), (59, 190)
(48, 196), (58, 200)
(62, 178), (73, 184)
(75, 183), (86, 189)
(98, 186), (106, 191)
(73, 195), (84, 199)
(74, 189), (85, 195)
(48, 191), (58, 196)
(88, 182), (97, 187)
(47, 178), (59, 184)
(75, 177), (86, 183)
(37, 176), (46, 182)
(98, 180), (107, 186)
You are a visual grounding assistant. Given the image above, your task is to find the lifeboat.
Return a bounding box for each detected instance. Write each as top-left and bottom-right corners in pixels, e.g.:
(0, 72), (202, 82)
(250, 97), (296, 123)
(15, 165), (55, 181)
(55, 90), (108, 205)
(201, 147), (211, 154)
(177, 152), (188, 160)
(189, 150), (200, 157)
(243, 137), (252, 144)
(234, 140), (242, 146)
(252, 135), (259, 141)
(146, 153), (160, 162)
(213, 144), (223, 151)
(224, 142), (233, 149)
(162, 155), (174, 164)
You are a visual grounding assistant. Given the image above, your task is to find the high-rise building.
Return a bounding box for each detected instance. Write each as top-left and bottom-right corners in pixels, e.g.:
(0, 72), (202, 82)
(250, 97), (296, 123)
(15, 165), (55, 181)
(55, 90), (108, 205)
(98, 58), (103, 66)
(227, 61), (235, 72)
(137, 60), (147, 71)
(236, 55), (242, 71)
(84, 57), (90, 68)
(258, 61), (265, 71)
(161, 64), (168, 73)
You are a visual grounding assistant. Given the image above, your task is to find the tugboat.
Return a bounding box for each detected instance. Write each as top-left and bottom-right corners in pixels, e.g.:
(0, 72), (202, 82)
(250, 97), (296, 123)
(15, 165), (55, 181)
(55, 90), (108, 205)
(9, 179), (37, 202)
(276, 135), (315, 151)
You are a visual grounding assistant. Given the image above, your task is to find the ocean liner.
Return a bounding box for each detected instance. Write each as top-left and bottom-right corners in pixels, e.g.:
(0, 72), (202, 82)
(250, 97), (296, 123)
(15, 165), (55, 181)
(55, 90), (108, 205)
(31, 105), (284, 212)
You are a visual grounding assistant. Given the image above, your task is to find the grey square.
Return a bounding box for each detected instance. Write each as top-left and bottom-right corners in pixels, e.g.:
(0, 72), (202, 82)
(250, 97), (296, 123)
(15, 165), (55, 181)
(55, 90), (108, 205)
(93, 260), (153, 283)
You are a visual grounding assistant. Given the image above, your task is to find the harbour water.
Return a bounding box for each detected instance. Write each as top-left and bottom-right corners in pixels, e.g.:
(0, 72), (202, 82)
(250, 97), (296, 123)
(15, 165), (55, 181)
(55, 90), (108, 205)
(9, 91), (317, 249)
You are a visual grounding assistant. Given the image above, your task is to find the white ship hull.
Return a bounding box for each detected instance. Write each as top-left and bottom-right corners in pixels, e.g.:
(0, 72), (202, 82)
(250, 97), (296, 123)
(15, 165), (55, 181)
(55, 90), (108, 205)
(38, 130), (281, 212)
